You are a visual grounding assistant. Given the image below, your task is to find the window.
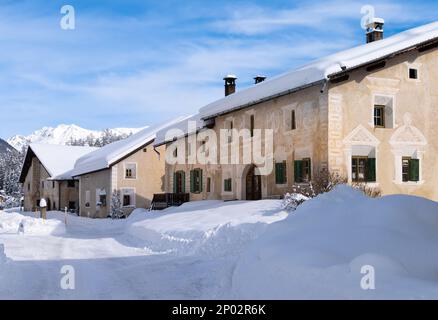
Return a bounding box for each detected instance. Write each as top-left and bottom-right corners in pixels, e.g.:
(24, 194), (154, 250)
(123, 195), (131, 207)
(207, 177), (211, 193)
(226, 120), (233, 143)
(67, 180), (75, 188)
(224, 178), (232, 192)
(100, 195), (106, 206)
(352, 157), (376, 182)
(52, 181), (55, 189)
(409, 68), (418, 79)
(125, 163), (137, 179)
(121, 188), (135, 207)
(190, 169), (203, 193)
(294, 158), (312, 183)
(250, 115), (255, 137)
(291, 110), (296, 130)
(68, 201), (76, 210)
(27, 183), (30, 191)
(41, 181), (44, 189)
(85, 190), (90, 208)
(143, 148), (147, 152)
(173, 148), (178, 157)
(374, 105), (385, 127)
(173, 171), (186, 193)
(402, 157), (419, 182)
(275, 161), (287, 184)
(200, 140), (206, 152)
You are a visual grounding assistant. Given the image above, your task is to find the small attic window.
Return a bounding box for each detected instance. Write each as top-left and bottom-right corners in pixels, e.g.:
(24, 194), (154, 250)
(409, 68), (418, 79)
(143, 148), (147, 152)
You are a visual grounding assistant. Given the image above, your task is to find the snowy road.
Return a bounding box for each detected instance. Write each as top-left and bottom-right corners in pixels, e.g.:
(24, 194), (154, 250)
(0, 201), (287, 299)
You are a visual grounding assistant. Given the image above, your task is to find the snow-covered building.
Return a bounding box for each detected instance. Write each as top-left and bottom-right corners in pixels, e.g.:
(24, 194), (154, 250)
(19, 144), (98, 212)
(157, 21), (438, 201)
(71, 118), (186, 218)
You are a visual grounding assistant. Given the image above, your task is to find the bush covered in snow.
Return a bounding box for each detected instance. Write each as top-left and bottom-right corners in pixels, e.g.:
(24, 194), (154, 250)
(283, 171), (381, 211)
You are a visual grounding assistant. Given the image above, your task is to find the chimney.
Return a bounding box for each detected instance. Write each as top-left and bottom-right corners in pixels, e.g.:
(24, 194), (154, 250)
(366, 18), (384, 43)
(224, 75), (237, 96)
(254, 75), (267, 84)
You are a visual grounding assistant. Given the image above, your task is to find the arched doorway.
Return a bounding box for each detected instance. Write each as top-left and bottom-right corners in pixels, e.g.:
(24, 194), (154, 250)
(246, 165), (261, 200)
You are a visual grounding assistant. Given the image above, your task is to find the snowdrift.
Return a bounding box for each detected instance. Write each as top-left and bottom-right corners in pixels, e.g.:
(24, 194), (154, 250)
(0, 212), (66, 236)
(0, 244), (6, 264)
(232, 186), (438, 299)
(126, 200), (288, 257)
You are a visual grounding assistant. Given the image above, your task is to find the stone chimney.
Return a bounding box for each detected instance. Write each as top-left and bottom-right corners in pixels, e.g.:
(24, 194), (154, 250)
(254, 75), (267, 84)
(224, 75), (237, 96)
(366, 18), (384, 43)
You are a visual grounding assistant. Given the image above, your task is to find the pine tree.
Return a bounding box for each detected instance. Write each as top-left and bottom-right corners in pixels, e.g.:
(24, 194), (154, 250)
(109, 189), (124, 219)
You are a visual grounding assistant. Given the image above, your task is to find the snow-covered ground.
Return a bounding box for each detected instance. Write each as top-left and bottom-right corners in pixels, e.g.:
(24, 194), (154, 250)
(0, 200), (286, 299)
(1, 187), (438, 300)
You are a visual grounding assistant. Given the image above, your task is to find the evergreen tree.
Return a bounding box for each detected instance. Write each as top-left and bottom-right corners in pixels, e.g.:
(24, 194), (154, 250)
(109, 189), (124, 219)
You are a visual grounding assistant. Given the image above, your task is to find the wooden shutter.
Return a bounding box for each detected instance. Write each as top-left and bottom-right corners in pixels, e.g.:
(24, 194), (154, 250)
(366, 158), (376, 182)
(307, 159), (311, 181)
(275, 163), (281, 184)
(173, 172), (177, 193)
(409, 159), (420, 182)
(199, 169), (203, 192)
(294, 160), (303, 183)
(190, 170), (194, 193)
(276, 162), (287, 184)
(181, 171), (186, 193)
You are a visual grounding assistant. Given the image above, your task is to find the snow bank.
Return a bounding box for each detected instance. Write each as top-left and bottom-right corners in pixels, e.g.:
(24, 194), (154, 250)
(0, 212), (66, 236)
(126, 200), (288, 257)
(232, 186), (438, 299)
(0, 244), (6, 264)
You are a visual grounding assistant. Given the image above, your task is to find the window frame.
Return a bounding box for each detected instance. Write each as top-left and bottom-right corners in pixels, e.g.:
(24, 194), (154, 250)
(374, 105), (385, 128)
(190, 168), (203, 194)
(291, 110), (296, 130)
(352, 156), (368, 182)
(409, 68), (418, 80)
(124, 162), (137, 180)
(275, 161), (287, 185)
(224, 178), (232, 192)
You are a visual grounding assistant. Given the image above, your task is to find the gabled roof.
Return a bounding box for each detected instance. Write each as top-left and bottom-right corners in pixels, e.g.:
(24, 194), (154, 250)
(154, 114), (205, 146)
(199, 21), (438, 120)
(19, 144), (98, 182)
(71, 117), (188, 177)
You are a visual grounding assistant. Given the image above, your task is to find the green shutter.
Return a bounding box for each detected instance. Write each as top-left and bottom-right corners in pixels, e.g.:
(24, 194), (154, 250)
(173, 172), (177, 193)
(282, 162), (287, 184)
(308, 159), (311, 181)
(366, 158), (376, 182)
(294, 160), (303, 183)
(199, 169), (203, 192)
(409, 159), (420, 182)
(275, 163), (281, 184)
(190, 170), (194, 193)
(181, 171), (186, 193)
(275, 162), (287, 184)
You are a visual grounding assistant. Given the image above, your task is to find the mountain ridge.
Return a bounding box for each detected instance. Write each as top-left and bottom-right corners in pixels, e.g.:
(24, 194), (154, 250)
(7, 124), (146, 150)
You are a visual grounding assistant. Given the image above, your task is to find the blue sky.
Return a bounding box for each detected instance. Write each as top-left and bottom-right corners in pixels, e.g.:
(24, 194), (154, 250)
(0, 0), (436, 138)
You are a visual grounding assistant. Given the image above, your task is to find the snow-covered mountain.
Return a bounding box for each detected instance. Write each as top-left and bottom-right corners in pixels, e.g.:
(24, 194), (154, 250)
(7, 124), (146, 151)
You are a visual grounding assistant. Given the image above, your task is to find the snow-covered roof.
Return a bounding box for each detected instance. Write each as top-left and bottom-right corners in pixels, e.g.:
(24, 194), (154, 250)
(154, 114), (205, 146)
(24, 144), (98, 180)
(199, 21), (438, 119)
(71, 117), (188, 176)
